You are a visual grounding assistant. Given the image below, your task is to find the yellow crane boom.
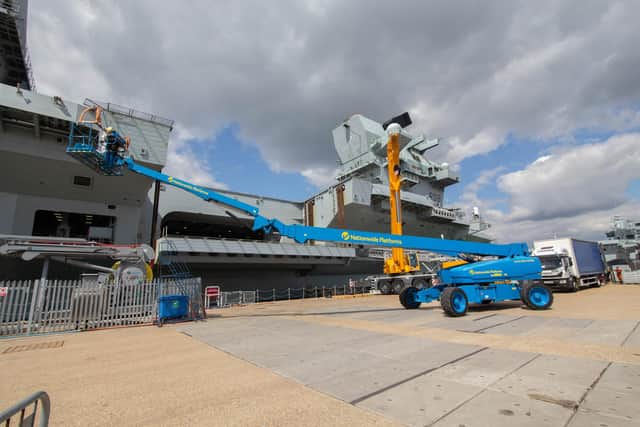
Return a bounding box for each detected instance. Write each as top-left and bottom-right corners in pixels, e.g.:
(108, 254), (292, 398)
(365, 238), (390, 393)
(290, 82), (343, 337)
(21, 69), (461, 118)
(383, 115), (421, 275)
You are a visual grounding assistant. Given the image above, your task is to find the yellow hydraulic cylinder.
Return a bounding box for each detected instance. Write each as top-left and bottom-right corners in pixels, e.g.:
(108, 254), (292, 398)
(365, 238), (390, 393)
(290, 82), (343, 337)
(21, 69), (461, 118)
(441, 259), (468, 270)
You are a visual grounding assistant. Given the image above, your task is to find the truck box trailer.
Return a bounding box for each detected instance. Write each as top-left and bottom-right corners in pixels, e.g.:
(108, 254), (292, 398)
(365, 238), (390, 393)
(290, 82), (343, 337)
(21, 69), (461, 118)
(532, 238), (606, 291)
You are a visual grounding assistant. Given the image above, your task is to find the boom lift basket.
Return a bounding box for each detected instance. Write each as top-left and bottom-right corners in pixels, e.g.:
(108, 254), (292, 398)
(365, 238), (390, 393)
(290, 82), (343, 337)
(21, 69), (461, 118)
(66, 106), (129, 176)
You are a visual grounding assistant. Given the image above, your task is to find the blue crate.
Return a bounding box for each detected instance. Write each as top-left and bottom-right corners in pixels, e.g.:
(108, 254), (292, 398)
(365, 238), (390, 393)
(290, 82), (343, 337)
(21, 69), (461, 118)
(158, 295), (189, 322)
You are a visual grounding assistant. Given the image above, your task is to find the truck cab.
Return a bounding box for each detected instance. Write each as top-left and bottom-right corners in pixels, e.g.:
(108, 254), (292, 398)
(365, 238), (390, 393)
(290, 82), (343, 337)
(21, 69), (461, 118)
(537, 250), (574, 289)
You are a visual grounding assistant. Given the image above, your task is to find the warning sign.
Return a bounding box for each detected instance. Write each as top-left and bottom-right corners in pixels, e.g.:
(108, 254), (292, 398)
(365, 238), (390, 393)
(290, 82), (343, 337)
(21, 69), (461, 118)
(0, 287), (7, 297)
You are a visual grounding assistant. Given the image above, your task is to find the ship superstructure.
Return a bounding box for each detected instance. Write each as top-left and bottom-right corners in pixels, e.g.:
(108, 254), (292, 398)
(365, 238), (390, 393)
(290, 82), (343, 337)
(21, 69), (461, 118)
(600, 216), (640, 271)
(304, 114), (490, 241)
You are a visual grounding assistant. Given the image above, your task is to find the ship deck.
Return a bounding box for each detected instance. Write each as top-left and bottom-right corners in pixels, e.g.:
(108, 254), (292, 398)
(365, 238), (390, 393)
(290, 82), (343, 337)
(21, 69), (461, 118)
(1, 284), (639, 426)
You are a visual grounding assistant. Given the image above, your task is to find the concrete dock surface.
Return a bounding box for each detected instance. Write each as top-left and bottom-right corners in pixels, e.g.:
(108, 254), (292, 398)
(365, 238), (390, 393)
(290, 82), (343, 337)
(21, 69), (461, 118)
(1, 284), (639, 426)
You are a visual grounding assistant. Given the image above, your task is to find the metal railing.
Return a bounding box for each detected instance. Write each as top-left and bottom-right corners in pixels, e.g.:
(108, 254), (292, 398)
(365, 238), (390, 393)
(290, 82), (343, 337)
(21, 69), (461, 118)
(0, 391), (50, 427)
(621, 270), (640, 284)
(84, 99), (174, 128)
(0, 278), (203, 337)
(216, 285), (371, 307)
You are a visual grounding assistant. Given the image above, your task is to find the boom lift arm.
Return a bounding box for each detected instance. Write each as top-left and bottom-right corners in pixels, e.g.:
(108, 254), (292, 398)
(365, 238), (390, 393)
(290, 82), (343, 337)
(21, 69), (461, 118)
(66, 108), (553, 316)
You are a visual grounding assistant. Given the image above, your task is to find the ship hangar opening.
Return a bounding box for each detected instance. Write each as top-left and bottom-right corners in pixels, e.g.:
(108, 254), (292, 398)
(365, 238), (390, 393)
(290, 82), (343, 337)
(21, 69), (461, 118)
(160, 212), (265, 241)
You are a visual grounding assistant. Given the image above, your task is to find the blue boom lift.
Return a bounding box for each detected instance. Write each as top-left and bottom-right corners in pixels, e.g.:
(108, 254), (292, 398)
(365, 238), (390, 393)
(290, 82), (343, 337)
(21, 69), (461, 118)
(66, 107), (553, 316)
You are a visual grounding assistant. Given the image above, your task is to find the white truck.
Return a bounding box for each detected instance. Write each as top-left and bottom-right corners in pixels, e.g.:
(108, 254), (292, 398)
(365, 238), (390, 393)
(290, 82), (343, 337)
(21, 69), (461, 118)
(532, 238), (607, 291)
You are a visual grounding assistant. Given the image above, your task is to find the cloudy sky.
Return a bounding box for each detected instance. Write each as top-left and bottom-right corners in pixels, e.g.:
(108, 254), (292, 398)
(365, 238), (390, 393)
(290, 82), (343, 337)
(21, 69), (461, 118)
(28, 1), (640, 242)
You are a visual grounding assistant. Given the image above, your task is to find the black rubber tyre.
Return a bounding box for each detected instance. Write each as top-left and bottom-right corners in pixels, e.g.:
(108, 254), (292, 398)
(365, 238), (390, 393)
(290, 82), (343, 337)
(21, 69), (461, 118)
(399, 286), (421, 309)
(379, 281), (392, 295)
(398, 287), (405, 305)
(568, 277), (578, 292)
(392, 279), (405, 295)
(521, 281), (553, 310)
(412, 278), (430, 289)
(440, 287), (468, 317)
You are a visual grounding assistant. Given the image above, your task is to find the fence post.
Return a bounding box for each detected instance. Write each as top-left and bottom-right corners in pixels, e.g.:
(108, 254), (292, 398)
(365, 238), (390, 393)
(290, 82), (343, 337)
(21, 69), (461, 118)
(315, 286), (317, 298)
(303, 287), (305, 299)
(333, 285), (336, 296)
(26, 279), (41, 336)
(273, 288), (275, 301)
(343, 284), (346, 295)
(288, 288), (290, 300)
(29, 257), (51, 335)
(256, 289), (259, 303)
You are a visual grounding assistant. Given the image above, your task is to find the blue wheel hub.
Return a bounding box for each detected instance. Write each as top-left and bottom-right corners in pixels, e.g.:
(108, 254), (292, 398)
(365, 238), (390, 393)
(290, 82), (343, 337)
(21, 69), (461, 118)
(528, 286), (550, 307)
(452, 292), (467, 313)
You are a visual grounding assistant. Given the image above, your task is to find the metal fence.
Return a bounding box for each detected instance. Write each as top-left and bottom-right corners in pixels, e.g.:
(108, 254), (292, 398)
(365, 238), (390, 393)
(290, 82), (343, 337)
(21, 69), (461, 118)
(0, 278), (202, 337)
(216, 285), (371, 307)
(622, 270), (640, 284)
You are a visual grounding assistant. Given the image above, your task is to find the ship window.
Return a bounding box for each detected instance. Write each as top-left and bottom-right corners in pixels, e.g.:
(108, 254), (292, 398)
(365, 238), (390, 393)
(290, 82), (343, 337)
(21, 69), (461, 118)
(73, 176), (92, 187)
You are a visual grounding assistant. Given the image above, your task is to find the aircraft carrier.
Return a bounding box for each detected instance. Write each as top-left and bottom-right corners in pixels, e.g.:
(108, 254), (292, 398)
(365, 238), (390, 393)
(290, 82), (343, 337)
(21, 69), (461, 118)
(0, 0), (490, 290)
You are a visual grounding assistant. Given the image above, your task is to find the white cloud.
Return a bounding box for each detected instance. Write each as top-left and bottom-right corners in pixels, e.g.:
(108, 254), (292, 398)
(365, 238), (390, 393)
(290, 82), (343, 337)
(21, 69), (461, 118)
(27, 0), (640, 178)
(532, 155), (552, 165)
(446, 128), (503, 164)
(162, 125), (228, 190)
(464, 133), (640, 242)
(163, 148), (227, 190)
(498, 133), (640, 222)
(300, 167), (339, 188)
(458, 166), (506, 208)
(490, 201), (640, 243)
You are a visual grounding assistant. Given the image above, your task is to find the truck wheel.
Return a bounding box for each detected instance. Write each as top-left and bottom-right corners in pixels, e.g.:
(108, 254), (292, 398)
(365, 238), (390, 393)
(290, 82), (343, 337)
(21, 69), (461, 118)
(521, 281), (553, 310)
(379, 281), (392, 295)
(568, 277), (578, 292)
(412, 278), (430, 289)
(440, 287), (468, 317)
(399, 287), (421, 309)
(392, 279), (405, 295)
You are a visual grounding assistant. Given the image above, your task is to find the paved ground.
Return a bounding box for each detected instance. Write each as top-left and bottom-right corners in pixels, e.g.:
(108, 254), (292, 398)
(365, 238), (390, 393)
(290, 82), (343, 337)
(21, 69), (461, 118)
(1, 284), (639, 426)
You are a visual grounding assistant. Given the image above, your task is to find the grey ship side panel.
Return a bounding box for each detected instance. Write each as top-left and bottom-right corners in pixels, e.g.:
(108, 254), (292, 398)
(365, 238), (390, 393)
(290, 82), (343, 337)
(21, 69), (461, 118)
(0, 82), (81, 122)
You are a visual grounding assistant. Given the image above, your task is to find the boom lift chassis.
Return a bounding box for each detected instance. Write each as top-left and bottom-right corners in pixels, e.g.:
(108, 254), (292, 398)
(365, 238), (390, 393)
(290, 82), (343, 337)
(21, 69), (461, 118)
(66, 107), (553, 316)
